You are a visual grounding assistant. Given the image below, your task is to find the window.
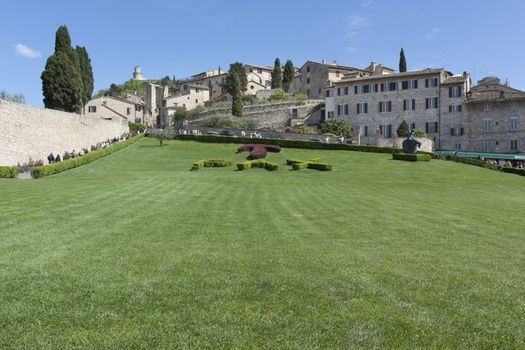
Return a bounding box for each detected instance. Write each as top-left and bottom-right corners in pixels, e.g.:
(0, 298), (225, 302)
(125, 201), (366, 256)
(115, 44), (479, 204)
(403, 99), (415, 110)
(379, 101), (392, 113)
(455, 143), (462, 150)
(327, 111), (335, 119)
(425, 122), (439, 133)
(306, 66), (310, 73)
(409, 122), (416, 131)
(484, 103), (492, 112)
(389, 82), (397, 91)
(127, 107), (131, 115)
(355, 85), (363, 94)
(373, 84), (379, 92)
(359, 125), (368, 137)
(379, 124), (392, 138)
(483, 140), (493, 152)
(326, 90), (331, 97)
(292, 108), (298, 117)
(483, 119), (492, 132)
(257, 68), (262, 74)
(450, 127), (464, 136)
(307, 78), (310, 84)
(357, 103), (368, 114)
(363, 84), (370, 93)
(510, 117), (519, 130)
(401, 81), (409, 90)
(510, 101), (518, 109)
(380, 83), (389, 92)
(426, 97), (438, 109)
(511, 140), (518, 150)
(425, 78), (439, 88)
(318, 88), (321, 94)
(337, 104), (349, 116)
(449, 105), (462, 112)
(88, 106), (96, 113)
(195, 99), (199, 103)
(336, 71), (340, 77)
(449, 86), (462, 97)
(408, 80), (418, 89)
(337, 87), (341, 96)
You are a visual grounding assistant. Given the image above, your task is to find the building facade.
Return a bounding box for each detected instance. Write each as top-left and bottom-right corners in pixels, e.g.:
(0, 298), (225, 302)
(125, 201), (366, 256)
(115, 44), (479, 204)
(162, 84), (210, 125)
(465, 77), (525, 153)
(85, 95), (145, 124)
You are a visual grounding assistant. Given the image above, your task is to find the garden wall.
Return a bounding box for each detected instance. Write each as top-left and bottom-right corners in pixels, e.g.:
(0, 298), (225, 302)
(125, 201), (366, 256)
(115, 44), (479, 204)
(0, 100), (128, 166)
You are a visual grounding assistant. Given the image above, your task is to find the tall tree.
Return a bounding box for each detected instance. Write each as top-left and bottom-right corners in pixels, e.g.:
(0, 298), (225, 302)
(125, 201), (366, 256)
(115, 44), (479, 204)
(282, 59), (295, 92)
(0, 90), (25, 104)
(399, 48), (407, 73)
(224, 62), (247, 95)
(271, 57), (282, 89)
(41, 25), (84, 113)
(75, 46), (94, 105)
(231, 73), (243, 117)
(396, 120), (409, 137)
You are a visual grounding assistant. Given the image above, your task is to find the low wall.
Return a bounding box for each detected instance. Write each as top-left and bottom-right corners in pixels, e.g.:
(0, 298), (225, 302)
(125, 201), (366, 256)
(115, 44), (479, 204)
(0, 100), (129, 166)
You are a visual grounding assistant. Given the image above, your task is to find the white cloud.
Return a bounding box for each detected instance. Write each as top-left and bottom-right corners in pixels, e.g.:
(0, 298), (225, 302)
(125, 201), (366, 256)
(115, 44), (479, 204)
(425, 27), (441, 40)
(361, 0), (373, 8)
(15, 44), (41, 59)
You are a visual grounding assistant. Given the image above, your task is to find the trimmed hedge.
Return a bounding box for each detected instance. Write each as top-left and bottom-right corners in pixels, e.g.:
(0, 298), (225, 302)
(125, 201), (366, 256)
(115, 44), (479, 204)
(0, 166), (20, 178)
(237, 159), (279, 171)
(437, 154), (499, 170)
(502, 167), (525, 176)
(392, 153), (431, 162)
(287, 158), (332, 171)
(172, 134), (402, 154)
(191, 159), (233, 170)
(32, 134), (144, 178)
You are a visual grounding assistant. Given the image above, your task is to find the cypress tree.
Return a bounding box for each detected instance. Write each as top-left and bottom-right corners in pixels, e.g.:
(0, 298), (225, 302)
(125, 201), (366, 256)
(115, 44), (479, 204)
(282, 59), (295, 92)
(271, 57), (282, 89)
(75, 46), (94, 105)
(397, 120), (409, 137)
(42, 25), (84, 113)
(399, 48), (407, 73)
(231, 73), (243, 117)
(224, 62), (247, 94)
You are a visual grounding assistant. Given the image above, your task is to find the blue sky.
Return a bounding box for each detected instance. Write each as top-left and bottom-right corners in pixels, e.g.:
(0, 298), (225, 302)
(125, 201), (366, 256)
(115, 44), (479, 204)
(1, 0), (524, 107)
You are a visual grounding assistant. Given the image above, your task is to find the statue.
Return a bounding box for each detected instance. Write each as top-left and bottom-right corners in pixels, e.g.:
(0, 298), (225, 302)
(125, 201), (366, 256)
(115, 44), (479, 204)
(402, 130), (421, 154)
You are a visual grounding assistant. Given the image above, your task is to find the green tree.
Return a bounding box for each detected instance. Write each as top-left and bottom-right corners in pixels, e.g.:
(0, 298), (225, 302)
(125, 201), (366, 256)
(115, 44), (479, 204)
(0, 90), (25, 103)
(75, 46), (94, 105)
(224, 62), (247, 94)
(399, 48), (407, 73)
(295, 124), (315, 134)
(268, 89), (289, 102)
(231, 73), (243, 117)
(271, 57), (282, 89)
(41, 25), (84, 113)
(282, 59), (295, 92)
(397, 120), (409, 137)
(321, 118), (352, 138)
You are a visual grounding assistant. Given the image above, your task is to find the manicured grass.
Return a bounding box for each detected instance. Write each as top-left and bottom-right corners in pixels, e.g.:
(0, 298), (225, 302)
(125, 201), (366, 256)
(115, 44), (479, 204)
(1, 137), (524, 349)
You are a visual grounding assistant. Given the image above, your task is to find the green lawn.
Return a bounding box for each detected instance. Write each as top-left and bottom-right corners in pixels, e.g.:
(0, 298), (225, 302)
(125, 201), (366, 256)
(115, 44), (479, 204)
(1, 137), (524, 349)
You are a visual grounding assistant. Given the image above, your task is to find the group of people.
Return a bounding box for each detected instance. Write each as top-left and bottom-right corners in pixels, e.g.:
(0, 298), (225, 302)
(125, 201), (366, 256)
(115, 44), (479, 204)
(476, 156), (524, 169)
(45, 132), (136, 165)
(177, 129), (201, 135)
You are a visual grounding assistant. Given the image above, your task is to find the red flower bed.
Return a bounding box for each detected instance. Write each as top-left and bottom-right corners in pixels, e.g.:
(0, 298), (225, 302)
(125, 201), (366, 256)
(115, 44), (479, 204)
(236, 144), (282, 160)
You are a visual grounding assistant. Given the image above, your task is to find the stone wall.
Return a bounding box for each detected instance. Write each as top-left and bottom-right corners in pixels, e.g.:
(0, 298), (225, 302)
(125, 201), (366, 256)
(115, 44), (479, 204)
(0, 100), (129, 166)
(182, 100), (324, 131)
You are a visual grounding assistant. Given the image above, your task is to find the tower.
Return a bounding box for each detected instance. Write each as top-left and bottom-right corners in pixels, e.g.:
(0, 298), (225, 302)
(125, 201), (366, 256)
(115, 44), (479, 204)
(133, 66), (145, 81)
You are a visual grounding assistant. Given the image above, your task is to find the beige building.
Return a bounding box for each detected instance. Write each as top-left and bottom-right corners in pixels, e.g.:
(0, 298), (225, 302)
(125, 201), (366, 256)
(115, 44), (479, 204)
(293, 60), (394, 99)
(85, 95), (145, 124)
(325, 68), (471, 149)
(145, 83), (169, 126)
(162, 84), (210, 125)
(245, 64), (273, 94)
(464, 77), (525, 153)
(183, 68), (228, 101)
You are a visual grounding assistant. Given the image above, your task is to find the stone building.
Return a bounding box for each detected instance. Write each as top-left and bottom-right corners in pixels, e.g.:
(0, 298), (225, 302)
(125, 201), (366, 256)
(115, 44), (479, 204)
(324, 68), (471, 149)
(464, 77), (525, 153)
(244, 64), (273, 93)
(132, 66), (146, 81)
(183, 68), (228, 101)
(144, 83), (169, 126)
(85, 95), (145, 124)
(293, 60), (394, 99)
(161, 84), (210, 126)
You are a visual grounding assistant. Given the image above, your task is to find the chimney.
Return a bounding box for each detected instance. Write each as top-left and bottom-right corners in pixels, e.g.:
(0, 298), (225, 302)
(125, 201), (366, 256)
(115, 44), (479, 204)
(332, 59), (338, 65)
(370, 61), (377, 72)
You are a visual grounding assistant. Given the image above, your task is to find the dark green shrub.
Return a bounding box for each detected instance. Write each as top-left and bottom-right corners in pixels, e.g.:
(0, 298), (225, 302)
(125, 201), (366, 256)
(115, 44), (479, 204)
(501, 168), (525, 176)
(32, 134), (144, 178)
(392, 153), (431, 161)
(292, 162), (307, 170)
(288, 158), (332, 171)
(307, 163), (332, 171)
(191, 159), (233, 170)
(439, 155), (498, 170)
(0, 166), (20, 178)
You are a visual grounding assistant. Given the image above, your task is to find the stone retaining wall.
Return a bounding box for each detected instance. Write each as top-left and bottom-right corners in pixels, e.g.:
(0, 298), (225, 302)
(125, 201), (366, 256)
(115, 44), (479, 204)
(0, 100), (129, 166)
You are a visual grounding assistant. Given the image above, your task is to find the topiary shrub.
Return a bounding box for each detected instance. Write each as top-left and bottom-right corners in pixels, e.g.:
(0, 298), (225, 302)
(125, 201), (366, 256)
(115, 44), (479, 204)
(392, 153), (431, 162)
(0, 166), (20, 178)
(237, 159), (278, 171)
(191, 159), (233, 171)
(287, 158), (332, 171)
(501, 168), (525, 176)
(237, 144), (281, 160)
